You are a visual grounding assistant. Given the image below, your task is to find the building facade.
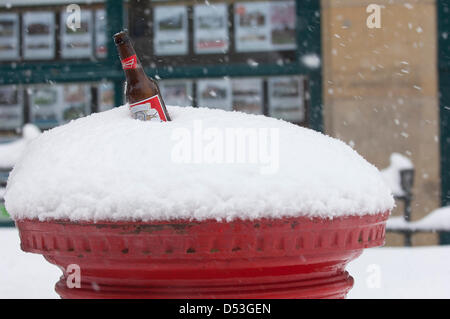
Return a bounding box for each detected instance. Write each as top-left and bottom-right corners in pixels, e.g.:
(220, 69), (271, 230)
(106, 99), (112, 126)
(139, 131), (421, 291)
(0, 0), (449, 245)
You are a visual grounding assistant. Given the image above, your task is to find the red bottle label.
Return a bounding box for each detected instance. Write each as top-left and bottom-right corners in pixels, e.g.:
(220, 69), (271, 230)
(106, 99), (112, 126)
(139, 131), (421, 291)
(129, 95), (169, 122)
(121, 54), (137, 70)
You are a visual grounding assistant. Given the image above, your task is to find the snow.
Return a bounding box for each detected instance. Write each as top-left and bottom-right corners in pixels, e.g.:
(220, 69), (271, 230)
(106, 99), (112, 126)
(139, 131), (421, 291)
(301, 54), (321, 68)
(380, 152), (413, 197)
(0, 228), (59, 299)
(1, 227), (449, 299)
(5, 105), (393, 222)
(387, 206), (450, 231)
(386, 216), (410, 230)
(413, 206), (450, 230)
(0, 124), (41, 169)
(347, 246), (450, 299)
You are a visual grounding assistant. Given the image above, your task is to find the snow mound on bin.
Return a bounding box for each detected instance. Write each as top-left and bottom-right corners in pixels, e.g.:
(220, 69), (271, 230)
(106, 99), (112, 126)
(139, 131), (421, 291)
(5, 106), (394, 222)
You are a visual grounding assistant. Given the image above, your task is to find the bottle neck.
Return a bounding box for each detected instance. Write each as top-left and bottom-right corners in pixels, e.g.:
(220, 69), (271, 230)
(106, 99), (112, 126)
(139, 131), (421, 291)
(116, 42), (146, 83)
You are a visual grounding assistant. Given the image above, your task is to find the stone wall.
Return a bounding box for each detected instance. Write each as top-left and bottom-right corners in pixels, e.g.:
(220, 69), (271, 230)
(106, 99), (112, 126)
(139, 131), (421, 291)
(321, 0), (440, 245)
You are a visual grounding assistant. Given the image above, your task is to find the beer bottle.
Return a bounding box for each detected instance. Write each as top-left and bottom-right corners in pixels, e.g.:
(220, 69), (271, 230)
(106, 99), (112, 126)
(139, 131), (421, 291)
(113, 31), (171, 121)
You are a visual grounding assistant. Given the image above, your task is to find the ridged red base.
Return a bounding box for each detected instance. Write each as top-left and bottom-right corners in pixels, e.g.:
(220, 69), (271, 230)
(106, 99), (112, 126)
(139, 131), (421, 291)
(54, 270), (355, 299)
(16, 212), (388, 299)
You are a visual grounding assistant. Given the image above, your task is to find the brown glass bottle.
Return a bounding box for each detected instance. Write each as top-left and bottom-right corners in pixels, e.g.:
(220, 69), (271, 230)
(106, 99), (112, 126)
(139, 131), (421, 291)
(114, 31), (171, 121)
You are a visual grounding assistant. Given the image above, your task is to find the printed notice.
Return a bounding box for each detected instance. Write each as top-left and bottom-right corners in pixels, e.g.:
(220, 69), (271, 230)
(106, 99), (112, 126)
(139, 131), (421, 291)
(29, 85), (63, 128)
(268, 76), (305, 123)
(153, 5), (188, 56)
(97, 82), (115, 112)
(23, 11), (55, 60)
(270, 1), (296, 50)
(62, 84), (91, 122)
(61, 9), (93, 59)
(234, 1), (297, 52)
(0, 13), (19, 61)
(0, 86), (23, 130)
(232, 78), (263, 115)
(159, 80), (193, 107)
(194, 4), (229, 54)
(234, 2), (270, 52)
(197, 78), (232, 111)
(95, 9), (107, 58)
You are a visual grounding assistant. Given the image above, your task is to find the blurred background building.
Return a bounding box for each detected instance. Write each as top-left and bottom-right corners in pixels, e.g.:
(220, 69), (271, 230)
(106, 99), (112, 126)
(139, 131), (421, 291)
(0, 0), (449, 246)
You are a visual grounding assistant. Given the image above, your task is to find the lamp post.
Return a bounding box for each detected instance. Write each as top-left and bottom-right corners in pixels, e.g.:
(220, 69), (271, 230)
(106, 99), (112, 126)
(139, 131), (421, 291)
(399, 168), (414, 246)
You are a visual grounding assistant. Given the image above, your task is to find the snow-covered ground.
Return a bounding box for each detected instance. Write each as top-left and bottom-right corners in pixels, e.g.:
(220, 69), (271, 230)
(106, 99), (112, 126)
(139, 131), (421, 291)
(0, 228), (59, 298)
(1, 227), (449, 299)
(347, 245), (450, 298)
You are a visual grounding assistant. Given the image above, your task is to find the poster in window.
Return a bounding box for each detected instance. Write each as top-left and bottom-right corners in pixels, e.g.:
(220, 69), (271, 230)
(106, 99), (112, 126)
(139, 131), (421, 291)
(194, 4), (229, 54)
(234, 1), (296, 52)
(62, 84), (91, 123)
(234, 2), (270, 52)
(159, 80), (193, 107)
(270, 1), (296, 50)
(0, 13), (19, 61)
(22, 11), (55, 60)
(29, 85), (63, 129)
(153, 5), (188, 56)
(197, 78), (232, 111)
(232, 78), (263, 115)
(97, 82), (115, 112)
(268, 76), (305, 123)
(95, 9), (107, 58)
(0, 86), (23, 130)
(61, 9), (93, 59)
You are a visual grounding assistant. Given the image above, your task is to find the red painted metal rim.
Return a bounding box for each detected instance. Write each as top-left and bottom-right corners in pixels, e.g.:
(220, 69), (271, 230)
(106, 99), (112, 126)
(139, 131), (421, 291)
(16, 211), (389, 299)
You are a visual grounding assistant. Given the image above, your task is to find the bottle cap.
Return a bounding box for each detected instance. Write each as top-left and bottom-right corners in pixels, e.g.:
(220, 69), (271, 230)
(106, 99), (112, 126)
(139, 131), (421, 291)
(113, 31), (129, 45)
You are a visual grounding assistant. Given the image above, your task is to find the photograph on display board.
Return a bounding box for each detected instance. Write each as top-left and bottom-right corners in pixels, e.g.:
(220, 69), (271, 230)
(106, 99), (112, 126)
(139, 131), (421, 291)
(159, 80), (193, 107)
(61, 10), (93, 59)
(22, 11), (55, 60)
(0, 86), (23, 130)
(234, 1), (297, 52)
(197, 78), (232, 111)
(194, 4), (229, 54)
(270, 1), (297, 50)
(232, 78), (263, 115)
(62, 84), (91, 122)
(153, 5), (188, 56)
(0, 13), (19, 61)
(97, 82), (115, 112)
(234, 2), (271, 52)
(268, 76), (305, 123)
(29, 85), (63, 128)
(95, 9), (107, 58)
